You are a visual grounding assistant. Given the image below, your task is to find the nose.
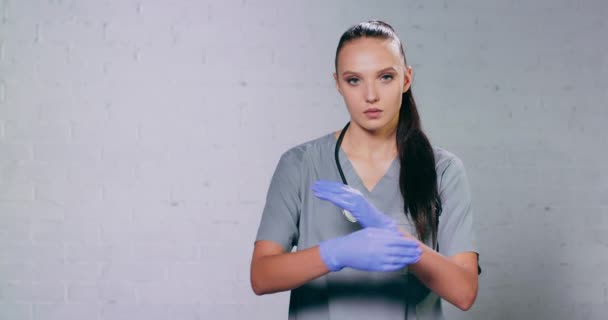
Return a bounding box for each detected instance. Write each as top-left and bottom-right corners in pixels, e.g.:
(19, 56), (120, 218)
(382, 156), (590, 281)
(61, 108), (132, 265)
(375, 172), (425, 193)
(365, 83), (379, 104)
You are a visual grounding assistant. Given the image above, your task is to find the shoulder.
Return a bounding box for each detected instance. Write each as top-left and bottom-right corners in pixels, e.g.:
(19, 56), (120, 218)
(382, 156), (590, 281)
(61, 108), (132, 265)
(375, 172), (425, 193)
(278, 132), (335, 166)
(432, 146), (467, 185)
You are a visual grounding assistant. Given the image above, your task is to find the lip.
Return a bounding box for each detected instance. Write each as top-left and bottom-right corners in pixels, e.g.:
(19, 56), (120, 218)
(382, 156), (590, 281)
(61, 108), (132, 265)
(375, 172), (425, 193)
(364, 108), (382, 119)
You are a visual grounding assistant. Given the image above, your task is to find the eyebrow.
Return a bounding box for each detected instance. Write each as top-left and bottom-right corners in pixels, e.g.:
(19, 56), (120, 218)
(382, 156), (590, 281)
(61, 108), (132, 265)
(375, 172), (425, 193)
(341, 66), (398, 76)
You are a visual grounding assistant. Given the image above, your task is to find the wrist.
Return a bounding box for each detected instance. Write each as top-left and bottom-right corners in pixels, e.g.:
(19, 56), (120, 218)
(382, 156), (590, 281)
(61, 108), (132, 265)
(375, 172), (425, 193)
(318, 239), (343, 272)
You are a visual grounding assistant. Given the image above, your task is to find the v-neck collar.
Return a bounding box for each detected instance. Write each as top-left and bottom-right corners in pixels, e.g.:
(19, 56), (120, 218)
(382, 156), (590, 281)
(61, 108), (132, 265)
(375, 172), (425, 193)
(336, 144), (399, 194)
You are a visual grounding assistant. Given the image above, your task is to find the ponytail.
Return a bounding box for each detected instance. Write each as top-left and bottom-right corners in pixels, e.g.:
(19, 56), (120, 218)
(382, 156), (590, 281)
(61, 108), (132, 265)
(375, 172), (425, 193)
(396, 90), (441, 246)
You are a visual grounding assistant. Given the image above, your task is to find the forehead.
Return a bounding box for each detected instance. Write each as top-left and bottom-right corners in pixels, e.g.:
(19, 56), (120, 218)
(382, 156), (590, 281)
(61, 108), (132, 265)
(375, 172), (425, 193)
(336, 37), (403, 73)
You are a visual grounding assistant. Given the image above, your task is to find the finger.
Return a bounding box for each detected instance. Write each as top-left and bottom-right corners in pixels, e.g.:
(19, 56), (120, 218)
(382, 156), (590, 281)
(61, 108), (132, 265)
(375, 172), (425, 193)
(385, 243), (422, 254)
(313, 191), (359, 207)
(312, 188), (352, 199)
(312, 189), (365, 211)
(396, 254), (422, 265)
(386, 249), (423, 259)
(384, 246), (422, 258)
(373, 229), (417, 241)
(313, 181), (360, 196)
(315, 197), (356, 212)
(379, 257), (417, 271)
(312, 186), (352, 198)
(313, 180), (347, 191)
(312, 192), (357, 211)
(362, 228), (401, 240)
(383, 238), (421, 249)
(367, 229), (417, 242)
(370, 241), (419, 253)
(388, 254), (421, 266)
(312, 189), (347, 201)
(380, 263), (408, 272)
(377, 256), (404, 270)
(410, 254), (422, 264)
(383, 238), (422, 252)
(312, 191), (346, 204)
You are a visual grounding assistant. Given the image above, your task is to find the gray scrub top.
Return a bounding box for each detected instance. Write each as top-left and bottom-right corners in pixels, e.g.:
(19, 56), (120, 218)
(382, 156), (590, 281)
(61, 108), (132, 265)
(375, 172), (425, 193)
(255, 132), (478, 320)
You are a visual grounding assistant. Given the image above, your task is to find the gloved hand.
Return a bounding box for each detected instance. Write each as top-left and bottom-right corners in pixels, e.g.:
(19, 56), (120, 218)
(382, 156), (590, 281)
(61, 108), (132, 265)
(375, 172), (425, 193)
(318, 227), (421, 272)
(312, 180), (397, 230)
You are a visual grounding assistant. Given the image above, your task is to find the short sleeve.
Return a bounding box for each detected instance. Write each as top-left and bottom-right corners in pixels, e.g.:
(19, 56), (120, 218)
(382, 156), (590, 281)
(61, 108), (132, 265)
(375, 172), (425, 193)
(255, 149), (303, 252)
(437, 156), (478, 259)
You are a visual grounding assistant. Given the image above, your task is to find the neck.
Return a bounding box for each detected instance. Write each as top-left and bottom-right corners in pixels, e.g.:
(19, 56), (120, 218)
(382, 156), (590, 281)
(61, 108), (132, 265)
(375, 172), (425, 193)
(343, 119), (398, 160)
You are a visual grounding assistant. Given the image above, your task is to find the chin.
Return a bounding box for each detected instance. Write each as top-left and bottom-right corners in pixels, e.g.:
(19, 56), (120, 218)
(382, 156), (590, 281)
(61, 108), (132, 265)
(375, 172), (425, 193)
(357, 117), (397, 131)
(356, 119), (392, 133)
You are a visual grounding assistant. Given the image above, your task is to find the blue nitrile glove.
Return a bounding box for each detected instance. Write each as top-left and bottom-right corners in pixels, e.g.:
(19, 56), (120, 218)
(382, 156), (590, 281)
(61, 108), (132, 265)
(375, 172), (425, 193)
(312, 180), (397, 230)
(318, 227), (421, 272)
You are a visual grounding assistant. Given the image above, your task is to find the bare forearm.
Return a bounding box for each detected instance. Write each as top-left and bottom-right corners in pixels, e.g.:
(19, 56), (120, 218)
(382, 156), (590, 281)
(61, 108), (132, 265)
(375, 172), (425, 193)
(251, 246), (329, 295)
(407, 237), (478, 310)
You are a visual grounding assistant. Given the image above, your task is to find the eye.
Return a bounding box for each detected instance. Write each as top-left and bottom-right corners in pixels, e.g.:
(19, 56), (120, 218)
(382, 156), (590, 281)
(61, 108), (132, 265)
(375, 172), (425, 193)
(346, 77), (360, 85)
(380, 74), (394, 81)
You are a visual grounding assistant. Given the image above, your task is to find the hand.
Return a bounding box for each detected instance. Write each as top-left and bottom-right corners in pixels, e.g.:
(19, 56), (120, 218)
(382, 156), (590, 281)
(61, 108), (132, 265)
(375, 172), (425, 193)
(318, 228), (422, 272)
(312, 180), (397, 230)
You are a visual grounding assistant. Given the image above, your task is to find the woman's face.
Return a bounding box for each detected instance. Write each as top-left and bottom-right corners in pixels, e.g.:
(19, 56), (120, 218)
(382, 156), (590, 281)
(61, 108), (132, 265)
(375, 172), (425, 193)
(334, 37), (412, 133)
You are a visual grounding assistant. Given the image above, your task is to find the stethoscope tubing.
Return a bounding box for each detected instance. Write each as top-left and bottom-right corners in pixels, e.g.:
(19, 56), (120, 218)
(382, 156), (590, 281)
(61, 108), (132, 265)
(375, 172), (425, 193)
(334, 122), (357, 223)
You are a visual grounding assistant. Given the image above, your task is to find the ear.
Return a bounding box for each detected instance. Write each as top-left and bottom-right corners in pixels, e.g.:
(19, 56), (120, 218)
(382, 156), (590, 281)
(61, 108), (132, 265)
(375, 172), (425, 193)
(333, 72), (343, 95)
(402, 66), (413, 93)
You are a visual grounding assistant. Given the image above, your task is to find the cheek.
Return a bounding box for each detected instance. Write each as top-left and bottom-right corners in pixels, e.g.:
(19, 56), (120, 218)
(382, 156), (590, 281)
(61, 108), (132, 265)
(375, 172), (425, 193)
(381, 85), (403, 103)
(340, 88), (363, 107)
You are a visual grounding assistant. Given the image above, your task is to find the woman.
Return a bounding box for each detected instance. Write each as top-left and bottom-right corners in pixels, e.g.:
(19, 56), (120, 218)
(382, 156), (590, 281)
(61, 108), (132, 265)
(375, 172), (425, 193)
(250, 20), (480, 319)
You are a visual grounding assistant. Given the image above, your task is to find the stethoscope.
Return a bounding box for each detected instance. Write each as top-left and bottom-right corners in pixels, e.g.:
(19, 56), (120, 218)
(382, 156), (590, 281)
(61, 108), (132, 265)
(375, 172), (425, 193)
(335, 122), (447, 254)
(334, 121), (358, 223)
(334, 121), (442, 224)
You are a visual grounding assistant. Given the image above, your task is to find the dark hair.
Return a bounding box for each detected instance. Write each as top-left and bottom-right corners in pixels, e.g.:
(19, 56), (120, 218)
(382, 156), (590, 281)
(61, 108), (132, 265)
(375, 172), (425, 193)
(335, 21), (442, 246)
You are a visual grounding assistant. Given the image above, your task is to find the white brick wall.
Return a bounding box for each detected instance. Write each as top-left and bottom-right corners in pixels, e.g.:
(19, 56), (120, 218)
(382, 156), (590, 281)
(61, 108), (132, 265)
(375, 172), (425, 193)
(1, 1), (607, 319)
